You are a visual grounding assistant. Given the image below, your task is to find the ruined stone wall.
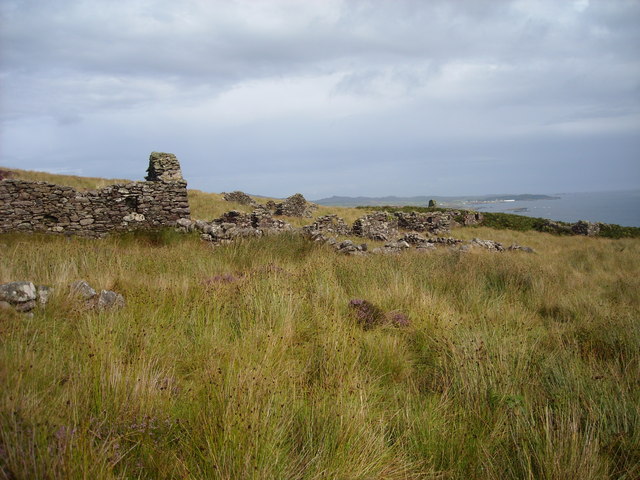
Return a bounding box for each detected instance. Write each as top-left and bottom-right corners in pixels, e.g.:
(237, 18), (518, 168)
(0, 152), (190, 237)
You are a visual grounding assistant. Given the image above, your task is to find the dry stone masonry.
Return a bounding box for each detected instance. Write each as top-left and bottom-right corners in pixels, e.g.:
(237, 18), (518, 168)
(222, 191), (258, 206)
(352, 212), (399, 241)
(0, 152), (190, 237)
(274, 193), (317, 217)
(302, 214), (351, 236)
(176, 208), (292, 244)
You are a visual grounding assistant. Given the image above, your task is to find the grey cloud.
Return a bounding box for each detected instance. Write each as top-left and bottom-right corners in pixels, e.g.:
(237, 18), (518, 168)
(1, 0), (638, 197)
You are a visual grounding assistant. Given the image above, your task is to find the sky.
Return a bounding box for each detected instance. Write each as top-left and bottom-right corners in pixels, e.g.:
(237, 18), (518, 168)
(1, 0), (639, 198)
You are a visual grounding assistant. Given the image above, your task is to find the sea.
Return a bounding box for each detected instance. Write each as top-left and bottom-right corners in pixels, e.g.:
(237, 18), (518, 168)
(461, 190), (640, 227)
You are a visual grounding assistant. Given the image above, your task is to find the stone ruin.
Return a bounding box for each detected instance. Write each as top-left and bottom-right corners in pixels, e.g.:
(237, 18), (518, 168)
(302, 214), (351, 236)
(176, 207), (292, 244)
(539, 219), (601, 237)
(145, 152), (186, 183)
(352, 212), (399, 241)
(221, 191), (317, 218)
(274, 193), (317, 217)
(222, 191), (257, 206)
(395, 211), (451, 235)
(0, 152), (190, 237)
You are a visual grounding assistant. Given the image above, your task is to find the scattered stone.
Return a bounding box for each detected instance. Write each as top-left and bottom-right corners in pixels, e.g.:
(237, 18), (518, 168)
(507, 244), (535, 253)
(0, 281), (37, 304)
(14, 300), (37, 312)
(176, 218), (196, 231)
(94, 290), (126, 310)
(470, 238), (504, 251)
(0, 281), (54, 313)
(398, 232), (428, 245)
(176, 209), (291, 244)
(71, 280), (97, 300)
(222, 191), (257, 206)
(415, 243), (437, 252)
(428, 237), (463, 246)
(0, 301), (13, 311)
(352, 212), (398, 241)
(36, 285), (53, 306)
(336, 240), (367, 256)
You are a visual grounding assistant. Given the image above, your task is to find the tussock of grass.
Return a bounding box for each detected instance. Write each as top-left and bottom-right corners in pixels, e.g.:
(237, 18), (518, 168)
(1, 226), (639, 479)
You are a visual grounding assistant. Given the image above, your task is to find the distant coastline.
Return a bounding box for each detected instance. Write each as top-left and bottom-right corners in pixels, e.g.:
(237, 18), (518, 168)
(315, 193), (560, 207)
(314, 190), (640, 227)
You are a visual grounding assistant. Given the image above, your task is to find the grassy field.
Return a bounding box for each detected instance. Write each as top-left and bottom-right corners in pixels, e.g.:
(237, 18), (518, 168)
(1, 169), (639, 479)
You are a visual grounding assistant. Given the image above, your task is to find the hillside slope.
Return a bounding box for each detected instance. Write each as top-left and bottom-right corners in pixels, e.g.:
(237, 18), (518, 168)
(1, 169), (639, 479)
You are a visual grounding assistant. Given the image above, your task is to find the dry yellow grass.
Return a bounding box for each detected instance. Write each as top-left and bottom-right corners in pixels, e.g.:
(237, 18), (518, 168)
(1, 168), (639, 479)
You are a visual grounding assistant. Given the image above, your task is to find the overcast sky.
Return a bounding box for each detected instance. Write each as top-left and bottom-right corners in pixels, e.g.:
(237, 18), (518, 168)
(1, 0), (639, 198)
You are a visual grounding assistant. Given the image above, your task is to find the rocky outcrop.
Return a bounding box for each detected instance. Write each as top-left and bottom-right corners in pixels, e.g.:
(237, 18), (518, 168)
(0, 152), (190, 238)
(352, 212), (398, 241)
(274, 193), (317, 217)
(222, 191), (257, 206)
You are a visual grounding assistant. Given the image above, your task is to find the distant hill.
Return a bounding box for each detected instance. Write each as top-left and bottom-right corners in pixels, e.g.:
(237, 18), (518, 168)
(314, 194), (560, 207)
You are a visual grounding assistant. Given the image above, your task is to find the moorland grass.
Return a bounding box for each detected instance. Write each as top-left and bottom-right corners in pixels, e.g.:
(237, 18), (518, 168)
(1, 226), (639, 479)
(1, 167), (639, 478)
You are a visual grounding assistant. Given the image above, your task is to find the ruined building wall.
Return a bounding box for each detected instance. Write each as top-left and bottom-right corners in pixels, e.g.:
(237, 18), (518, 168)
(0, 152), (190, 237)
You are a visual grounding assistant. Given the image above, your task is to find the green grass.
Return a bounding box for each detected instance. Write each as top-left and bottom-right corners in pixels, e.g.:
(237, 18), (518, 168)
(1, 228), (639, 479)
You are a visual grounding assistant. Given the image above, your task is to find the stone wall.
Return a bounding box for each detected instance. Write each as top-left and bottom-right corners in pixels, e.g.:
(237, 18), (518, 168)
(0, 152), (190, 237)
